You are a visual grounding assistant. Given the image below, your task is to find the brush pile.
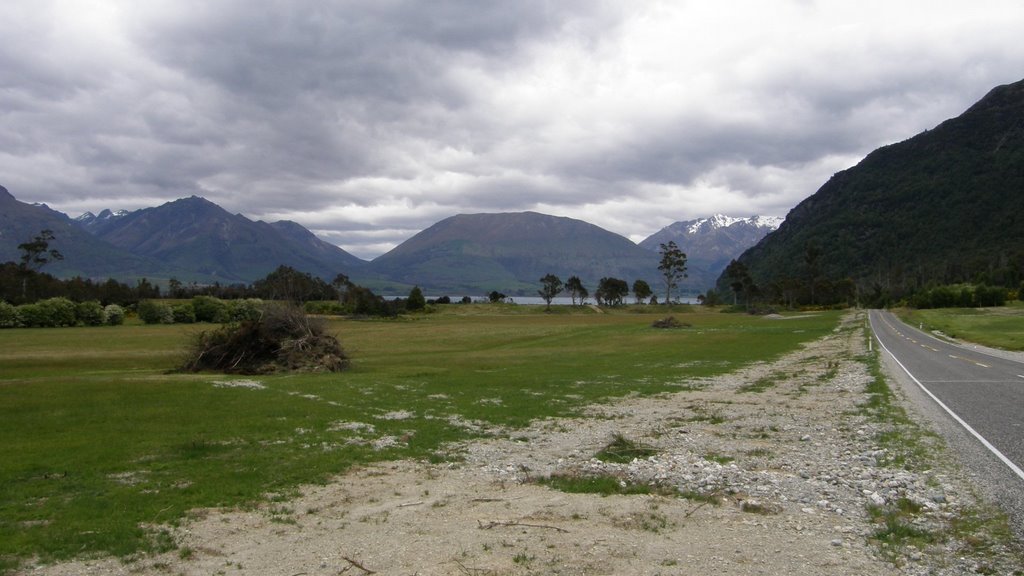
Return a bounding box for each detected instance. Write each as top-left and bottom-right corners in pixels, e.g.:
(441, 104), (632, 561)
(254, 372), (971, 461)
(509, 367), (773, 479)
(181, 303), (348, 374)
(651, 316), (690, 329)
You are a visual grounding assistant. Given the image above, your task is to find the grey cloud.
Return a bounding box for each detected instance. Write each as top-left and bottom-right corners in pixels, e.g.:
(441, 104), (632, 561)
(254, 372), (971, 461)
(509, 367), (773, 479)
(1, 1), (1022, 259)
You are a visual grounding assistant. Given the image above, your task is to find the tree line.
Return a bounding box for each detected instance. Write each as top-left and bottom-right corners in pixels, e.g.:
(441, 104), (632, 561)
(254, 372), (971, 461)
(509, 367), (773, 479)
(716, 247), (1023, 311)
(535, 242), (689, 310)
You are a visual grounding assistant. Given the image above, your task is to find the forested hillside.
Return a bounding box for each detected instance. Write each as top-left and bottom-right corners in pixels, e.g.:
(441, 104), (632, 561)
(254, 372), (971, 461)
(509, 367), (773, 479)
(722, 78), (1024, 305)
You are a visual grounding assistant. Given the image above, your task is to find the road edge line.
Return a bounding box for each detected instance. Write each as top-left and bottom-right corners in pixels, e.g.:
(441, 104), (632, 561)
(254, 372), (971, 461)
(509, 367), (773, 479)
(871, 314), (1024, 481)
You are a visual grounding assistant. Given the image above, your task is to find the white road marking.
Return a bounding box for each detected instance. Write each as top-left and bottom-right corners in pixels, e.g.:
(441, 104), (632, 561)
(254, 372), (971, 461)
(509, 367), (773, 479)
(872, 320), (1024, 482)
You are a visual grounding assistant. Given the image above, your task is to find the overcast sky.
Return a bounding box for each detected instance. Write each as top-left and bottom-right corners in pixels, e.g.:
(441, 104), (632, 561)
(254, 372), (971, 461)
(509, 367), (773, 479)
(2, 1), (1022, 259)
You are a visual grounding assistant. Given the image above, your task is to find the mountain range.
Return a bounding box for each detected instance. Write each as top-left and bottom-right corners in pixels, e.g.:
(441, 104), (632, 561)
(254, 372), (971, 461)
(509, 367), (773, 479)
(8, 76), (1021, 302)
(0, 186), (776, 296)
(640, 215), (782, 289)
(723, 76), (1024, 301)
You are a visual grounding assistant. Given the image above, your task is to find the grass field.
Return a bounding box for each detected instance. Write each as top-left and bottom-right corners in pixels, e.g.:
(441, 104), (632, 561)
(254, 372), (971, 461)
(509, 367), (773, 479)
(898, 302), (1024, 351)
(0, 305), (840, 572)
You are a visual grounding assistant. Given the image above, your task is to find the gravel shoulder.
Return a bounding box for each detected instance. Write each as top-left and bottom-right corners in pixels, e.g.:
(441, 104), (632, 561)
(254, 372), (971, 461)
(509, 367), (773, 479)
(21, 312), (1024, 575)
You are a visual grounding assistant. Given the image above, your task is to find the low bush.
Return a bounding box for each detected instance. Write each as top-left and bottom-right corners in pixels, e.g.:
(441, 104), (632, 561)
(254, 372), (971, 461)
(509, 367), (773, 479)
(651, 316), (690, 329)
(103, 304), (126, 326)
(304, 301), (345, 315)
(16, 303), (45, 327)
(192, 295), (227, 323)
(43, 297), (77, 327)
(0, 300), (19, 328)
(172, 302), (196, 324)
(76, 301), (105, 326)
(17, 298), (77, 327)
(138, 300), (174, 324)
(225, 298), (264, 322)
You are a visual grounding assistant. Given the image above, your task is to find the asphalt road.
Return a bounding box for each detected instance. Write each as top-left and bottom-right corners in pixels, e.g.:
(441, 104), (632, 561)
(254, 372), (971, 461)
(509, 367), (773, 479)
(869, 309), (1024, 540)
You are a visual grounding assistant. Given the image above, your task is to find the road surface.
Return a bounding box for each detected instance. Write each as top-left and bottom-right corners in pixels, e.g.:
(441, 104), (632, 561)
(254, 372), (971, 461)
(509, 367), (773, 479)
(869, 309), (1024, 540)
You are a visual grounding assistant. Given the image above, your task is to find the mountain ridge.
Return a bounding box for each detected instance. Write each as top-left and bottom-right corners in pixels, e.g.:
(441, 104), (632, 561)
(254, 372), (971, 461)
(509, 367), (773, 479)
(370, 211), (664, 295)
(639, 214), (782, 289)
(3, 185), (779, 295)
(86, 196), (366, 283)
(721, 77), (1024, 304)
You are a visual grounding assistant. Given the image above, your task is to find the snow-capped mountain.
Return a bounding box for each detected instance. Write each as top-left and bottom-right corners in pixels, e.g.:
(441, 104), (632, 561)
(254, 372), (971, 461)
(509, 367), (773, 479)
(639, 214), (783, 290)
(642, 214), (782, 249)
(680, 214), (783, 236)
(75, 208), (133, 233)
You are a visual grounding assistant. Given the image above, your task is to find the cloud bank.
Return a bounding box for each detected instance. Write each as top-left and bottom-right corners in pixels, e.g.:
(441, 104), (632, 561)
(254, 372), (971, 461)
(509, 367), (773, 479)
(2, 1), (1021, 258)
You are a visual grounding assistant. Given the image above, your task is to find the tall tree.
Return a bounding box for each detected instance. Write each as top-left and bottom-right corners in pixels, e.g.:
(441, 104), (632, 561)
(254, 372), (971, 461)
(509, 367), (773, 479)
(565, 275), (588, 306)
(538, 273), (563, 311)
(657, 241), (687, 305)
(632, 279), (652, 304)
(17, 230), (64, 301)
(18, 229), (63, 272)
(804, 241), (821, 306)
(724, 259), (756, 307)
(595, 277), (629, 307)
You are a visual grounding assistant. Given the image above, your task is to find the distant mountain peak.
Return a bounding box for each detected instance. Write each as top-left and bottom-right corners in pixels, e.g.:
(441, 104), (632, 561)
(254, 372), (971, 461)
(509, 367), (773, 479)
(672, 214), (783, 235)
(639, 214), (783, 289)
(372, 210), (659, 294)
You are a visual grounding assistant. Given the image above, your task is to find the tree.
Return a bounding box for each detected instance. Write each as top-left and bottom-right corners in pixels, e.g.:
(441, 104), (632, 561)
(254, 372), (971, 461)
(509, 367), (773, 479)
(565, 276), (589, 306)
(253, 265), (333, 302)
(699, 289), (725, 306)
(724, 259), (756, 307)
(658, 241), (687, 304)
(804, 241), (821, 305)
(168, 277), (185, 298)
(632, 279), (652, 304)
(406, 285), (426, 311)
(538, 273), (563, 311)
(595, 277), (628, 307)
(18, 229), (63, 272)
(332, 273), (352, 305)
(17, 230), (63, 301)
(488, 290), (507, 303)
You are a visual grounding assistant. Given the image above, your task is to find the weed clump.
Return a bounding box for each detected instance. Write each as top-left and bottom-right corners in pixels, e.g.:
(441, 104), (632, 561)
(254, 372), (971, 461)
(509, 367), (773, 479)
(652, 316), (690, 329)
(595, 433), (658, 463)
(181, 304), (348, 374)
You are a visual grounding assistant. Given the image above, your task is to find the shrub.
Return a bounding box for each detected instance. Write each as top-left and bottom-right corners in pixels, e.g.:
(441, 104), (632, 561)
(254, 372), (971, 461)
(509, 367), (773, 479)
(103, 304), (125, 326)
(225, 299), (263, 322)
(0, 301), (19, 328)
(181, 304), (347, 374)
(17, 303), (46, 327)
(192, 296), (227, 323)
(172, 302), (196, 324)
(651, 316), (690, 329)
(304, 301), (344, 315)
(41, 297), (78, 326)
(76, 301), (105, 326)
(138, 300), (174, 324)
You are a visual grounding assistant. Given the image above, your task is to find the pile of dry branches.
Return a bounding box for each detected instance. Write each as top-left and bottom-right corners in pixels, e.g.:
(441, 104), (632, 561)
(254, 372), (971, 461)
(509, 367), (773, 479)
(181, 303), (348, 374)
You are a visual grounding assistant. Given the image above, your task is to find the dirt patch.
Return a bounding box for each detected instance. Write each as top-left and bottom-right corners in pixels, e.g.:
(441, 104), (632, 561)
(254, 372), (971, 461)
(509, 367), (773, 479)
(21, 312), (1022, 575)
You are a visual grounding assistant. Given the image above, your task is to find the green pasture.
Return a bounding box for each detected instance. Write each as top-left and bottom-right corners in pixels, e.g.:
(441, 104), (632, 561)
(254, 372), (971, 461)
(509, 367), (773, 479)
(898, 302), (1024, 351)
(0, 306), (840, 572)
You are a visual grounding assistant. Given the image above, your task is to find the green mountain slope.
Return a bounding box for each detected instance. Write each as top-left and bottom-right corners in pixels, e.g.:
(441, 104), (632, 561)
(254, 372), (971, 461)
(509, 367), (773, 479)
(0, 186), (175, 280)
(370, 212), (661, 295)
(723, 78), (1024, 300)
(92, 196), (366, 283)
